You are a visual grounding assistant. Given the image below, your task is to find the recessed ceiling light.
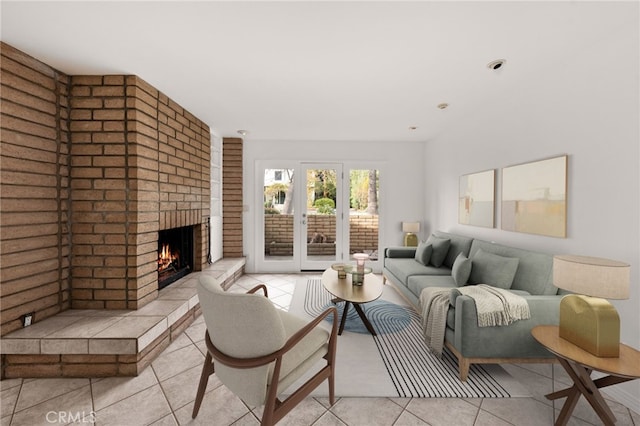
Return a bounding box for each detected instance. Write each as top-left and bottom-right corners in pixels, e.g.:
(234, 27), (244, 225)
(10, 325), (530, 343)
(487, 59), (506, 70)
(237, 130), (248, 136)
(437, 103), (449, 110)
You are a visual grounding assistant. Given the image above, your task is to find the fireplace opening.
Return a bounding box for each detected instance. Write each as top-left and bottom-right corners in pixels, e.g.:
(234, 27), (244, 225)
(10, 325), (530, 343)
(158, 226), (194, 290)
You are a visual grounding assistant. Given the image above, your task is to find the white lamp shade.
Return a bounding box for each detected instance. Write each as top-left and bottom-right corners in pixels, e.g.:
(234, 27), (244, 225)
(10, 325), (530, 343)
(353, 253), (369, 261)
(402, 222), (420, 233)
(553, 255), (630, 300)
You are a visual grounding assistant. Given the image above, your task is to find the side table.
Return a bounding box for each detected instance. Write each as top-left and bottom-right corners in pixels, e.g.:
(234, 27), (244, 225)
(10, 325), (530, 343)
(531, 325), (640, 426)
(321, 268), (383, 336)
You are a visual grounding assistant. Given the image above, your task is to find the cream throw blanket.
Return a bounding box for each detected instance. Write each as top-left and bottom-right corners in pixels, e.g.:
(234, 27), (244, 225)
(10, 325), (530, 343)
(419, 285), (530, 356)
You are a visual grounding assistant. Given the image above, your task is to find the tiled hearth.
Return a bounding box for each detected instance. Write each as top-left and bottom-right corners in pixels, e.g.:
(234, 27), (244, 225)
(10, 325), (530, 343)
(1, 259), (244, 379)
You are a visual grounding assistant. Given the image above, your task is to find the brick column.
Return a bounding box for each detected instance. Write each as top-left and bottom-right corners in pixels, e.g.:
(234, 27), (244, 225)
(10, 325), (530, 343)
(69, 75), (211, 310)
(222, 138), (243, 257)
(0, 43), (72, 335)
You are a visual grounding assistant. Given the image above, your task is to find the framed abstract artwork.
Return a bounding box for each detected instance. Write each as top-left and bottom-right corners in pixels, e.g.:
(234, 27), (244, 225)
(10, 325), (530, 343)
(501, 155), (568, 238)
(459, 169), (495, 228)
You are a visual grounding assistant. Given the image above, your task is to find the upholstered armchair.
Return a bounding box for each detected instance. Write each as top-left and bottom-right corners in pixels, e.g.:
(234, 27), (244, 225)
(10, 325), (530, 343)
(193, 275), (338, 426)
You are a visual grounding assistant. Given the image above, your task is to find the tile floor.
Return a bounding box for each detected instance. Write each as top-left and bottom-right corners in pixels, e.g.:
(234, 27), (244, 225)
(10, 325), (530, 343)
(1, 273), (639, 426)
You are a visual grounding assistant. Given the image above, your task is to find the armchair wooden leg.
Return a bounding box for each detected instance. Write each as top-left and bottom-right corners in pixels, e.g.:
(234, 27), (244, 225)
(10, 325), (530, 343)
(261, 358), (283, 426)
(192, 352), (215, 418)
(328, 366), (335, 406)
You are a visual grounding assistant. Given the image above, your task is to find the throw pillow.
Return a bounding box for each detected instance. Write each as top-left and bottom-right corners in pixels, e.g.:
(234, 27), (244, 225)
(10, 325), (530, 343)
(451, 253), (472, 286)
(427, 235), (451, 268)
(468, 249), (519, 289)
(414, 241), (433, 266)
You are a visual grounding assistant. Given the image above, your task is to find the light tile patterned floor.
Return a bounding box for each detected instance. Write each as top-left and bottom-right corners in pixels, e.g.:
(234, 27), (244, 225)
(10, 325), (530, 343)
(2, 273), (639, 426)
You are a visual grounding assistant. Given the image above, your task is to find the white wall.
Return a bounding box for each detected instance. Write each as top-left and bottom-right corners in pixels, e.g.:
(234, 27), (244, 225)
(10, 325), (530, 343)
(423, 17), (640, 410)
(242, 140), (426, 272)
(209, 132), (223, 263)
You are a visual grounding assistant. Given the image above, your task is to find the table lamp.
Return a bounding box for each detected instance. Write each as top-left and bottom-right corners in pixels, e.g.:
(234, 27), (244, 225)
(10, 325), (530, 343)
(402, 222), (420, 247)
(553, 255), (630, 357)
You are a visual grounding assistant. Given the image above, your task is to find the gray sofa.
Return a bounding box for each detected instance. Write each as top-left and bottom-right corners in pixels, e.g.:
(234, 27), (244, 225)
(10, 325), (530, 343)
(383, 231), (563, 380)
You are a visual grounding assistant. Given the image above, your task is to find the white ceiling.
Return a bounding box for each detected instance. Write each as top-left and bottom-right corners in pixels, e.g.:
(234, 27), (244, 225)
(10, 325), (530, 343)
(1, 1), (635, 142)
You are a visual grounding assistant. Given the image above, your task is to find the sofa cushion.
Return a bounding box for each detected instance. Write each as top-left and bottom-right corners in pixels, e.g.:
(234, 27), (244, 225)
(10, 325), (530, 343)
(468, 249), (519, 289)
(385, 258), (450, 285)
(407, 274), (456, 298)
(414, 241), (433, 265)
(426, 234), (451, 268)
(385, 247), (416, 259)
(451, 253), (472, 286)
(469, 239), (557, 295)
(433, 231), (474, 269)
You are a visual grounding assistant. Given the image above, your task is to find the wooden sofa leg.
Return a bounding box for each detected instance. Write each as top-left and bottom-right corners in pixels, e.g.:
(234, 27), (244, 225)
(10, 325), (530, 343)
(459, 358), (470, 381)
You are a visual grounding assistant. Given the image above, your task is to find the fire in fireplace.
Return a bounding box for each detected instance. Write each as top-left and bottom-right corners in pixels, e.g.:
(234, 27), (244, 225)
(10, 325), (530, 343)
(158, 226), (194, 289)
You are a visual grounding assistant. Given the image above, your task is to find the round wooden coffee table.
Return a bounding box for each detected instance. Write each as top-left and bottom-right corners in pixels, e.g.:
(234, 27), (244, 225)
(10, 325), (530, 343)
(321, 268), (383, 335)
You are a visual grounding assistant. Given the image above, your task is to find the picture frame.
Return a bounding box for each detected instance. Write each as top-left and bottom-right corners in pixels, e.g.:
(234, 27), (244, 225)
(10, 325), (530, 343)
(501, 155), (568, 238)
(459, 169), (495, 228)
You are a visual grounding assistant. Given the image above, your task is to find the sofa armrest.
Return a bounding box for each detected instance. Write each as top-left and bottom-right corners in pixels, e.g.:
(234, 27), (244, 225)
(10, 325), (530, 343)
(451, 294), (563, 358)
(384, 247), (416, 258)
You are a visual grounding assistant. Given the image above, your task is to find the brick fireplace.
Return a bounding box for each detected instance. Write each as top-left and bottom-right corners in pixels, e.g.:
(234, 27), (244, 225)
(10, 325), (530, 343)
(1, 43), (210, 336)
(157, 225), (196, 289)
(69, 74), (210, 312)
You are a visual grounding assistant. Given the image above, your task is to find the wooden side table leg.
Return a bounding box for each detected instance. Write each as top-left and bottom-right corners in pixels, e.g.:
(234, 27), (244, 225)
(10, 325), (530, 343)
(553, 384), (581, 426)
(549, 358), (591, 426)
(552, 358), (617, 426)
(573, 365), (616, 425)
(353, 303), (376, 336)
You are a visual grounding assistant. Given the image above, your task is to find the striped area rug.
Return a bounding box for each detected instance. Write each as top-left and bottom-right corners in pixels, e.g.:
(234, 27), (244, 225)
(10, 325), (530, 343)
(295, 278), (522, 398)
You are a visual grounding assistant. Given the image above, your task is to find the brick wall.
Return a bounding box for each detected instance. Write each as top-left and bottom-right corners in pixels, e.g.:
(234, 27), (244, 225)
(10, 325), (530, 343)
(263, 214), (378, 255)
(307, 215), (336, 242)
(1, 43), (211, 334)
(349, 215), (379, 254)
(222, 138), (243, 257)
(264, 214), (294, 245)
(1, 43), (72, 335)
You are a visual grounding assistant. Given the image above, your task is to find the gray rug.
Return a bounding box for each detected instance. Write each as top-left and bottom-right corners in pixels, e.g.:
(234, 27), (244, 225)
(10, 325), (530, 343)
(286, 278), (529, 398)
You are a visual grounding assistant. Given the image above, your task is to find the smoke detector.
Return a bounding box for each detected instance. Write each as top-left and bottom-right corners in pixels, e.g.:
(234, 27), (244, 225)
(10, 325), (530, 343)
(487, 59), (506, 71)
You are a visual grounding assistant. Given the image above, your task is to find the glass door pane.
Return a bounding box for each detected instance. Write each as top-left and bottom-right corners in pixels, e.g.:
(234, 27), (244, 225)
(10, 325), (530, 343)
(348, 169), (379, 261)
(301, 164), (342, 270)
(263, 168), (295, 262)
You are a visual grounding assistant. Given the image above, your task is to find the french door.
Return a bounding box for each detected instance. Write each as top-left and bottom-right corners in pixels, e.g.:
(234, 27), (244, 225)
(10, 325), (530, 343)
(300, 163), (343, 270)
(257, 161), (380, 272)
